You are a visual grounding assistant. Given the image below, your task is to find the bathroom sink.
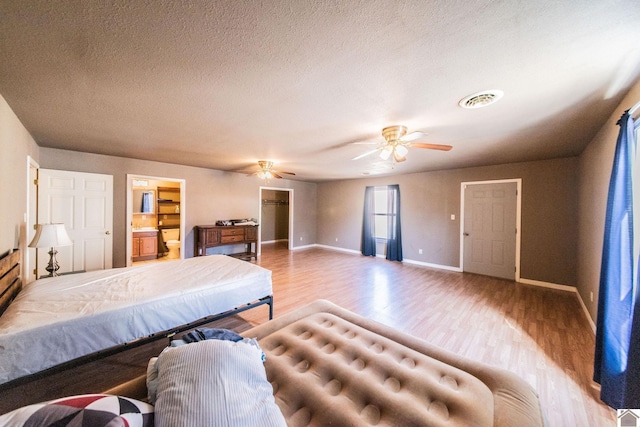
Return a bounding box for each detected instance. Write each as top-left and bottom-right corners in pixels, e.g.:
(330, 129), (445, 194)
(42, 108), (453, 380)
(133, 227), (158, 232)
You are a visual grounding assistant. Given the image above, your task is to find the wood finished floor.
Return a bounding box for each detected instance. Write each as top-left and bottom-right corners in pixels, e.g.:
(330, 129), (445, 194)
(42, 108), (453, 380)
(250, 242), (614, 426)
(1, 242), (616, 424)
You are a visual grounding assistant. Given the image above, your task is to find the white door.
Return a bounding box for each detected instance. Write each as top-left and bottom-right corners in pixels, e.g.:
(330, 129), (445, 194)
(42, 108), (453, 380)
(463, 182), (517, 280)
(37, 169), (113, 276)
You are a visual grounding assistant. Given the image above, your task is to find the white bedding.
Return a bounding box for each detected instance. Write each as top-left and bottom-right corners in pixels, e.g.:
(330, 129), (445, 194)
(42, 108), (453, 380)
(0, 255), (272, 385)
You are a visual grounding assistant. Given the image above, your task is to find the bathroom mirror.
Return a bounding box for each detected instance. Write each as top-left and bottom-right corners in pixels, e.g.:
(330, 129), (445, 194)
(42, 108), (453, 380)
(133, 190), (155, 213)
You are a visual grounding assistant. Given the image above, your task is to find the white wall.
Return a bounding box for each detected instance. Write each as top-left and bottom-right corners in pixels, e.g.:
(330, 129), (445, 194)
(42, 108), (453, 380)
(0, 94), (39, 263)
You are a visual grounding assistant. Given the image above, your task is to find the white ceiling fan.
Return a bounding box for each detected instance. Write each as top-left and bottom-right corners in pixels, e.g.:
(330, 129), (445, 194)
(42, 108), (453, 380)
(352, 125), (452, 163)
(239, 160), (296, 180)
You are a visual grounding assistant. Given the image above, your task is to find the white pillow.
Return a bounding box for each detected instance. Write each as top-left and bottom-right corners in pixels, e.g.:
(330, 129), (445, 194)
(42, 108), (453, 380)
(154, 339), (286, 427)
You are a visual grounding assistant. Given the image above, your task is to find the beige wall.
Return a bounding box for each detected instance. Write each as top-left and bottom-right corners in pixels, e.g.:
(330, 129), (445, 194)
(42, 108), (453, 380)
(577, 79), (640, 320)
(39, 148), (317, 267)
(317, 157), (579, 287)
(0, 94), (39, 258)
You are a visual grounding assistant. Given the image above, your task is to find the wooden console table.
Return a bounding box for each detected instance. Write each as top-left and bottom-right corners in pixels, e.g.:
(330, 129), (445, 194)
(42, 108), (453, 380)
(194, 225), (258, 260)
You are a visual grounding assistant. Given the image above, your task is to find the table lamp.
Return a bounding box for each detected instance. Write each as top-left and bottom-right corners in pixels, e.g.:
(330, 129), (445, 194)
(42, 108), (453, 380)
(28, 223), (73, 277)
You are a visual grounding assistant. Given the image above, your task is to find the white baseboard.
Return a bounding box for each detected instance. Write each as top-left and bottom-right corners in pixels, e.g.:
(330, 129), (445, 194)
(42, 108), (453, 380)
(312, 244), (361, 255)
(519, 277), (596, 333)
(287, 244), (598, 332)
(518, 277), (575, 292)
(262, 239), (288, 245)
(291, 243), (321, 251)
(575, 290), (596, 333)
(402, 258), (463, 272)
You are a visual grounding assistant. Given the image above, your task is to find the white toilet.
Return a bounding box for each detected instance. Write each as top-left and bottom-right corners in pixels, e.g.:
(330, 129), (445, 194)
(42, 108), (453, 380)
(161, 228), (180, 259)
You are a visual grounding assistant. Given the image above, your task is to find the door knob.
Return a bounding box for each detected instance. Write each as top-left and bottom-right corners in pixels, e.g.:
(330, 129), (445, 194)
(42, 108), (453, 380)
(463, 232), (469, 236)
(105, 231), (111, 235)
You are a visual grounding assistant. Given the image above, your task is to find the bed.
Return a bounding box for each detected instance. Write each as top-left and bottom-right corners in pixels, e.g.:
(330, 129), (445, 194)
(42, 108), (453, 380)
(94, 299), (545, 427)
(0, 249), (273, 388)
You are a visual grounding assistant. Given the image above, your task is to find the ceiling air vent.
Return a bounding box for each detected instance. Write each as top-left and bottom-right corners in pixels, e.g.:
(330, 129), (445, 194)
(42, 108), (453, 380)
(458, 90), (504, 109)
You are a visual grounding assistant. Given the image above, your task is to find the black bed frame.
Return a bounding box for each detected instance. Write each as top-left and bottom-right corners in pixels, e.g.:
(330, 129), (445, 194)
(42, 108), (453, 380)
(0, 249), (274, 413)
(0, 295), (273, 388)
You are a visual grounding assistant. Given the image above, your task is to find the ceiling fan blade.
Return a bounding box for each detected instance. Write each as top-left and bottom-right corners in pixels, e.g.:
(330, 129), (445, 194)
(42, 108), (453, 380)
(232, 170), (258, 176)
(276, 170), (296, 175)
(352, 141), (380, 145)
(272, 172), (283, 179)
(400, 131), (426, 142)
(411, 142), (453, 151)
(352, 148), (380, 160)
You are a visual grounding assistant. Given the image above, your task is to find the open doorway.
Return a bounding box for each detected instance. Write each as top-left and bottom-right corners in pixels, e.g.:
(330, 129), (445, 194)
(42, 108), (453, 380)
(126, 175), (185, 267)
(259, 187), (293, 253)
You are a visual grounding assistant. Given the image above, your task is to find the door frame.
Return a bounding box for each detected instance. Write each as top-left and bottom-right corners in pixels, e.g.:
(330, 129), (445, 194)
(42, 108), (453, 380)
(126, 174), (186, 266)
(25, 156), (39, 283)
(460, 178), (522, 281)
(258, 186), (294, 254)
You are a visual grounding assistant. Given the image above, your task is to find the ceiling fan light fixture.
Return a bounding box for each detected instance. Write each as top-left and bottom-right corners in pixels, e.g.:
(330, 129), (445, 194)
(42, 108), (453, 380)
(258, 160), (274, 170)
(379, 145), (393, 160)
(458, 90), (504, 109)
(246, 159), (295, 180)
(395, 145), (408, 158)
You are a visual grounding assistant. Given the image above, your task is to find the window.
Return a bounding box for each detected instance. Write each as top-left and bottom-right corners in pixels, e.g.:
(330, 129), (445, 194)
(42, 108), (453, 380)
(362, 185), (403, 261)
(373, 187), (390, 239)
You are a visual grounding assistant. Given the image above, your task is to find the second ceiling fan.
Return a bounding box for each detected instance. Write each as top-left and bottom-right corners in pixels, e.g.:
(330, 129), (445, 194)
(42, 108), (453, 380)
(245, 160), (295, 180)
(352, 125), (452, 163)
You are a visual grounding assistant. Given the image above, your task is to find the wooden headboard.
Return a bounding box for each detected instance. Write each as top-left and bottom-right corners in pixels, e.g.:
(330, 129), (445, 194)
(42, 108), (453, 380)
(0, 249), (21, 316)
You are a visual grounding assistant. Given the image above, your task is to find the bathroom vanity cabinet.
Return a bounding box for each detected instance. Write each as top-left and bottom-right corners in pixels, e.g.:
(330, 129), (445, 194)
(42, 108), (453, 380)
(132, 231), (158, 261)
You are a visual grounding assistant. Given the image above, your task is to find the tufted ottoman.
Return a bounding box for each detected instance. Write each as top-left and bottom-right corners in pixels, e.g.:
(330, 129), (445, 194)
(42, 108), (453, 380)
(248, 300), (544, 427)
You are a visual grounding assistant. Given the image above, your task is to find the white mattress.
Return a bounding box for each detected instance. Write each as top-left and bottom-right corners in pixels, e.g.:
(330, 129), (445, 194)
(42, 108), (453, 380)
(0, 255), (272, 384)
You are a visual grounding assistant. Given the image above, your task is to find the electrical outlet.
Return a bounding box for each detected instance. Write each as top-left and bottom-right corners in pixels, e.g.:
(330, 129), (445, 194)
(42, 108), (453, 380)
(299, 236), (303, 241)
(590, 291), (593, 302)
(419, 249), (423, 254)
(450, 214), (455, 220)
(335, 238), (338, 242)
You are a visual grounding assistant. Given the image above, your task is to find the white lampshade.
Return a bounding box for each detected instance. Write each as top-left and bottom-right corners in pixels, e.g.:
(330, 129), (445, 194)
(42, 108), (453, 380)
(29, 224), (73, 248)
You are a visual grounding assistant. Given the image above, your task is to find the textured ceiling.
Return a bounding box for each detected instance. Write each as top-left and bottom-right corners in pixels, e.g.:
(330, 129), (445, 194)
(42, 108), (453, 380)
(1, 1), (640, 182)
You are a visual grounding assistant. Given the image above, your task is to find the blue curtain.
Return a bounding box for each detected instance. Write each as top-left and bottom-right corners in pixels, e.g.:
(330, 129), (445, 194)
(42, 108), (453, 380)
(361, 186), (376, 256)
(594, 110), (640, 409)
(386, 185), (403, 261)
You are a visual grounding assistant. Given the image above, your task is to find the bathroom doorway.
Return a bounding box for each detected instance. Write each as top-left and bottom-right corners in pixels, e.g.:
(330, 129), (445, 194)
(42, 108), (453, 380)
(259, 186), (293, 253)
(126, 174), (185, 267)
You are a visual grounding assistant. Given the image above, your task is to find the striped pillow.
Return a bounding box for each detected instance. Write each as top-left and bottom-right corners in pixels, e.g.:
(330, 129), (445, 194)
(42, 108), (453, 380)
(154, 339), (286, 427)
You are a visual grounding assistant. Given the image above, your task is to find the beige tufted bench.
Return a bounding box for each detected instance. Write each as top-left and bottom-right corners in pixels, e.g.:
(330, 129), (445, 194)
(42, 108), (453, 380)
(247, 299), (544, 426)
